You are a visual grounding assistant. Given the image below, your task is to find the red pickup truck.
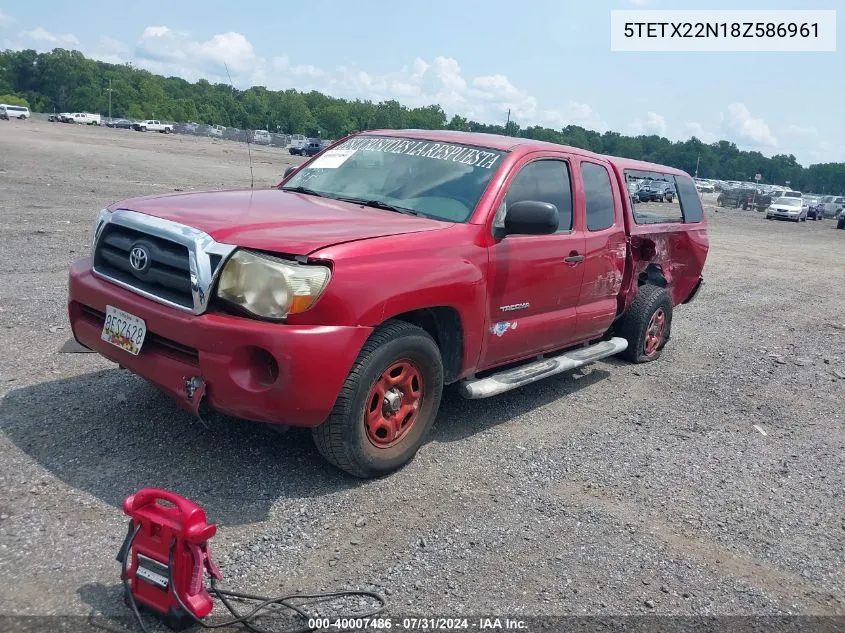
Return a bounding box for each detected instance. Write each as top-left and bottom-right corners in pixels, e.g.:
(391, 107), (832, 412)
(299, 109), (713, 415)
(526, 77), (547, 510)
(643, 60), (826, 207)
(67, 129), (708, 478)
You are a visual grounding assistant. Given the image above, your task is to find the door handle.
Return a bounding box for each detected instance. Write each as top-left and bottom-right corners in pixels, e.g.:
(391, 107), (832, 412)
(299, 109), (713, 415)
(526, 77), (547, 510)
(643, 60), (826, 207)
(564, 254), (585, 263)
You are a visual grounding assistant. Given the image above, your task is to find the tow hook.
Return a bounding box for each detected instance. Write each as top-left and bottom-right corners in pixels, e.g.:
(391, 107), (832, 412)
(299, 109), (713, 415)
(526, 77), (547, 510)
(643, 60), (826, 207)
(185, 376), (205, 402)
(184, 376), (210, 427)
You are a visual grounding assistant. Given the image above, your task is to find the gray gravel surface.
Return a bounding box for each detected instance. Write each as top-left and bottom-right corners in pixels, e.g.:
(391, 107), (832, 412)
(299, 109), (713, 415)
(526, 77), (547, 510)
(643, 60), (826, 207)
(1, 120), (844, 624)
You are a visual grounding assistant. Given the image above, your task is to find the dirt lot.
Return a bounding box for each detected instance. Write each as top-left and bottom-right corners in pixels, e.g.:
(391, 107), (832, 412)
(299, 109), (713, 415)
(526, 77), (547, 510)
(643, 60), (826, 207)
(1, 120), (844, 625)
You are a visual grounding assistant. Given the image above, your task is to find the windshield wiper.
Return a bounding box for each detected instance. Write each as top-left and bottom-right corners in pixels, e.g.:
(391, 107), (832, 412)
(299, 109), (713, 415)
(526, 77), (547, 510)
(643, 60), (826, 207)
(281, 185), (329, 198)
(336, 197), (420, 216)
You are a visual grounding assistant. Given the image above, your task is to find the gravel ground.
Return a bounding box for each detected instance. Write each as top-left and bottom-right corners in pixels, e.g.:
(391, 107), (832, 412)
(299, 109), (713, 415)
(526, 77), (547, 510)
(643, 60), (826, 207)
(1, 120), (844, 627)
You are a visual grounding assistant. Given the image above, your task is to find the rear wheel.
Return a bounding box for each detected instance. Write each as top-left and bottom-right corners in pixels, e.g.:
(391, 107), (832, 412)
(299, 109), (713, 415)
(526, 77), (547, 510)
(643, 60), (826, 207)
(616, 285), (673, 363)
(312, 320), (443, 478)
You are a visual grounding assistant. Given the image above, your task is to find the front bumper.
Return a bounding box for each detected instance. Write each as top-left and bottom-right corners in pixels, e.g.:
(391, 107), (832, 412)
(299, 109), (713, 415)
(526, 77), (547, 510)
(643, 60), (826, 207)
(68, 258), (373, 427)
(770, 211), (801, 220)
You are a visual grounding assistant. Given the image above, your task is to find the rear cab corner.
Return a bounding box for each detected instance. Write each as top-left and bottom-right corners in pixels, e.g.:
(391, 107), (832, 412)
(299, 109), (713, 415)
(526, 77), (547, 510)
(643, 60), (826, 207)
(608, 158), (709, 310)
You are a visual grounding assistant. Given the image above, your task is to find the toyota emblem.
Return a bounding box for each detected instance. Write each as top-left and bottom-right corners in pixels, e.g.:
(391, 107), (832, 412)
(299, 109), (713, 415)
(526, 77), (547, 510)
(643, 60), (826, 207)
(129, 245), (150, 272)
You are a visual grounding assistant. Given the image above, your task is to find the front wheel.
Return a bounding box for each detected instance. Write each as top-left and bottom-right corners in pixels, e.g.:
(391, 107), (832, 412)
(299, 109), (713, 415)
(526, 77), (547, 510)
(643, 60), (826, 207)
(312, 320), (444, 478)
(139, 127), (146, 132)
(616, 285), (673, 363)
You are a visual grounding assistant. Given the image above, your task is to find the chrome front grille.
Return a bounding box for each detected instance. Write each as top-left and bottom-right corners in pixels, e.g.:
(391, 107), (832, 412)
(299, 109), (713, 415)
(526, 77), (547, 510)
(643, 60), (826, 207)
(91, 209), (237, 314)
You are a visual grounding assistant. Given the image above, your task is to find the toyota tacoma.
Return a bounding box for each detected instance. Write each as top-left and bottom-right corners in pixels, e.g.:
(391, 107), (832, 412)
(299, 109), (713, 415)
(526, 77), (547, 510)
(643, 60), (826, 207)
(67, 130), (709, 478)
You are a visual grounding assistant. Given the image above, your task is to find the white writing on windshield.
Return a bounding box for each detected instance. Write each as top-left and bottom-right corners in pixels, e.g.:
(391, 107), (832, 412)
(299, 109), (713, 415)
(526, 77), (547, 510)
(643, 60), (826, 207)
(339, 137), (501, 169)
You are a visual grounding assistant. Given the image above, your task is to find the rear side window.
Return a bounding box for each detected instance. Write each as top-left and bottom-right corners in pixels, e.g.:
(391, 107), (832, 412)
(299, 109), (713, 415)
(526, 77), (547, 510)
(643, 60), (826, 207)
(625, 169), (702, 224)
(674, 175), (703, 223)
(505, 159), (574, 232)
(581, 162), (615, 231)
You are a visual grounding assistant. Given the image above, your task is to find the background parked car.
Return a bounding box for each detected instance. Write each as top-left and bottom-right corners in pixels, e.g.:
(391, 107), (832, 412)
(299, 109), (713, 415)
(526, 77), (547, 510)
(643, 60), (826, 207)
(821, 195), (845, 218)
(0, 104), (30, 120)
(766, 196), (808, 222)
(694, 179), (715, 193)
(804, 197), (825, 220)
(251, 129), (271, 145)
(132, 120), (173, 133)
(717, 187), (772, 211)
(637, 181), (675, 202)
(301, 139), (327, 157)
(66, 112), (101, 125)
(107, 118), (134, 129)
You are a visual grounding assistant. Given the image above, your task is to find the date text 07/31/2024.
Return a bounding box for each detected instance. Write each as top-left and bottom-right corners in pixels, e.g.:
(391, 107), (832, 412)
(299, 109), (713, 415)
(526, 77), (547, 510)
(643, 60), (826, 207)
(306, 617), (528, 630)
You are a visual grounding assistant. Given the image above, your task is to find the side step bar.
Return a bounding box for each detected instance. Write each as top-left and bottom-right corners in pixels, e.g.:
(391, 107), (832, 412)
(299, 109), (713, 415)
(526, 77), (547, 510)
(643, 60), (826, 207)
(458, 337), (628, 399)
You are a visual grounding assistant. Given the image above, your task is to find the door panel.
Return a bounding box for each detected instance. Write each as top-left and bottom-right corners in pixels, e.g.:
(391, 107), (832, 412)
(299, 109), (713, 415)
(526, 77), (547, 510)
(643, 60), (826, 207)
(575, 160), (627, 340)
(481, 156), (586, 369)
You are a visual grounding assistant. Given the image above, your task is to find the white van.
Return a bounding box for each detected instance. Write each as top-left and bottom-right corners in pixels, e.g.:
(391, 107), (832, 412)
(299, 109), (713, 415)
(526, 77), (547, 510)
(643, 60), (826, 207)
(209, 124), (226, 138)
(0, 104), (31, 120)
(251, 129), (271, 145)
(287, 134), (308, 150)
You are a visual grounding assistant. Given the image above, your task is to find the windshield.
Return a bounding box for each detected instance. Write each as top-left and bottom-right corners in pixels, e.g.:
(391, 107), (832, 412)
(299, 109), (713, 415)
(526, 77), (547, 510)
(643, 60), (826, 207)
(281, 136), (506, 222)
(781, 191), (801, 198)
(774, 197), (802, 207)
(835, 197), (845, 203)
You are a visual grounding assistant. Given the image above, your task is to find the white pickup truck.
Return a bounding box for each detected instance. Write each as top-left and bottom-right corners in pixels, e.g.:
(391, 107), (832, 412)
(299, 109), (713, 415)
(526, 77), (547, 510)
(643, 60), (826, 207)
(132, 119), (173, 133)
(67, 112), (101, 125)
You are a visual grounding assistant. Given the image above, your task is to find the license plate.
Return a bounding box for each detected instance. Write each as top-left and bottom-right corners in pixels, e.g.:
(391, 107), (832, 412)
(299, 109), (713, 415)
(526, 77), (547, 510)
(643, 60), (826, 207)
(101, 305), (147, 356)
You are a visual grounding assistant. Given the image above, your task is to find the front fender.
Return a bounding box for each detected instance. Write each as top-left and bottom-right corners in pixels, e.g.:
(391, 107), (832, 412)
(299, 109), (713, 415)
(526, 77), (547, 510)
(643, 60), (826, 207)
(286, 231), (490, 374)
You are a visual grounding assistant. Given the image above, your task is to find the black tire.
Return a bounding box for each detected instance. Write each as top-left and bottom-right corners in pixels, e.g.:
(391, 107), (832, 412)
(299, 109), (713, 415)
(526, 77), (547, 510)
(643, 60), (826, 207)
(312, 320), (444, 478)
(140, 126), (146, 132)
(837, 218), (845, 230)
(616, 285), (673, 363)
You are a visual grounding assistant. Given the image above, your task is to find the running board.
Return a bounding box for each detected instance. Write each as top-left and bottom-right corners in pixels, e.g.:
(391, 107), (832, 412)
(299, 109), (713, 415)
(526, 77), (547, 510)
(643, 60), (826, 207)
(458, 337), (628, 399)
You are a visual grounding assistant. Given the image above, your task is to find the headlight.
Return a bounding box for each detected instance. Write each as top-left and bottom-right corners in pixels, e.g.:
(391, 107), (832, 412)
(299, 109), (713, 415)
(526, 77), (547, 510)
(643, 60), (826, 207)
(216, 249), (331, 319)
(91, 208), (110, 250)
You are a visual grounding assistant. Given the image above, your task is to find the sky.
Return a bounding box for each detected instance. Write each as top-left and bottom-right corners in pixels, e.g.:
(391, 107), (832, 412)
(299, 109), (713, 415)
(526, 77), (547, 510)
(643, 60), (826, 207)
(1, 0), (842, 166)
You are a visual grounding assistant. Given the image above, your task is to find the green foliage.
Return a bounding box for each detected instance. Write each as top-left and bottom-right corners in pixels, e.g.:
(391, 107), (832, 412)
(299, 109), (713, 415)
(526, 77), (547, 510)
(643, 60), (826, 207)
(0, 93), (29, 107)
(1, 47), (842, 193)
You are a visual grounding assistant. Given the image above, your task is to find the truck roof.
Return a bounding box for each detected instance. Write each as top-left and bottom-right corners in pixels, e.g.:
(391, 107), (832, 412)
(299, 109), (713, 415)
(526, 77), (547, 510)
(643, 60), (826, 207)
(359, 129), (691, 177)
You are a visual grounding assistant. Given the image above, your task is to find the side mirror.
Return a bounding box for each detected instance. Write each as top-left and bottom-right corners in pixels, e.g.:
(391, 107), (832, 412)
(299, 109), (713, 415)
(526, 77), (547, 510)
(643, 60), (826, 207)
(503, 200), (559, 236)
(283, 165), (297, 179)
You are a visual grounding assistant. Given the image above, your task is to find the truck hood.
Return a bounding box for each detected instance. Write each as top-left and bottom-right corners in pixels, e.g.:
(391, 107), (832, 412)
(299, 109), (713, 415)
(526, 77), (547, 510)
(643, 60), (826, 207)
(108, 189), (451, 255)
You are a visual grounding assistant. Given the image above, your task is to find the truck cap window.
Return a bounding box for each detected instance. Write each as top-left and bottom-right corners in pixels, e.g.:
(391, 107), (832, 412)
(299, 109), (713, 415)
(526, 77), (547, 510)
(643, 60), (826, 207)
(280, 136), (506, 223)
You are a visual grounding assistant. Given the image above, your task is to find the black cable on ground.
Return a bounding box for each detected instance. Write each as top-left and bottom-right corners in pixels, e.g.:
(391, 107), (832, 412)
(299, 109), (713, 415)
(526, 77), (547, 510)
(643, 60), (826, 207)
(122, 525), (386, 633)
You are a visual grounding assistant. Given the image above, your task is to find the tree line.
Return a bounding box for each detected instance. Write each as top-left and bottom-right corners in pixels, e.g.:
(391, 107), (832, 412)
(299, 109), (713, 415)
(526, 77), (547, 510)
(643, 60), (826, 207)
(2, 47), (843, 194)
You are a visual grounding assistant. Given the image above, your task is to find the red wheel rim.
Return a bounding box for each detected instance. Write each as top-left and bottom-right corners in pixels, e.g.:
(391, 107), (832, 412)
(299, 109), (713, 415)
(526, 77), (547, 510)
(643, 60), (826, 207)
(364, 360), (424, 448)
(644, 308), (666, 355)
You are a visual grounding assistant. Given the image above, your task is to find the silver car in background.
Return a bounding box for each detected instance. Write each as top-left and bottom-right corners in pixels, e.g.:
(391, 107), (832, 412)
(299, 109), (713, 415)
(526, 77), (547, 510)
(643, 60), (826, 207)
(766, 196), (807, 222)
